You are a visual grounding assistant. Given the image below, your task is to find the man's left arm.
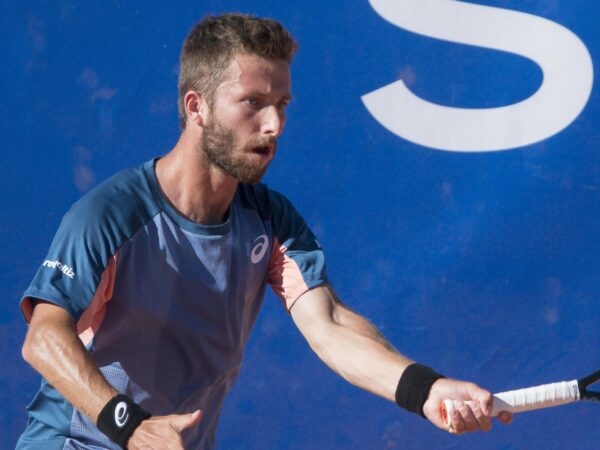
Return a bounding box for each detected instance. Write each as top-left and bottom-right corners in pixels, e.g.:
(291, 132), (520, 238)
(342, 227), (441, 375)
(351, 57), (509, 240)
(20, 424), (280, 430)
(289, 284), (511, 434)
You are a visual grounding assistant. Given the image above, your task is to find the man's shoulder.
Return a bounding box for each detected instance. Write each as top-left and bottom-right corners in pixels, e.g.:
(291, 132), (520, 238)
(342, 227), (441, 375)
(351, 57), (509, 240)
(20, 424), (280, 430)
(63, 160), (161, 233)
(82, 160), (153, 201)
(236, 183), (292, 209)
(235, 183), (309, 237)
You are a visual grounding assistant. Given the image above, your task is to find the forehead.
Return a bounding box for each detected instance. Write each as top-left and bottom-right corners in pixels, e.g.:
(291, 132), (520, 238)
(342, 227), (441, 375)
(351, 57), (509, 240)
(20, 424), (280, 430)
(217, 53), (291, 97)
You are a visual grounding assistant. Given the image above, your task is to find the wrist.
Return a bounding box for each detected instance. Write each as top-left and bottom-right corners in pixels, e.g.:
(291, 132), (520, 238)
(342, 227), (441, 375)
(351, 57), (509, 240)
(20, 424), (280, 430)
(395, 363), (444, 417)
(97, 394), (151, 449)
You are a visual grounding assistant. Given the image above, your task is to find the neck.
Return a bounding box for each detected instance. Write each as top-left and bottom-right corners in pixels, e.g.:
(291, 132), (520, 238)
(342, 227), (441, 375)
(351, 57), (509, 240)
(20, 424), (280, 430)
(156, 134), (238, 226)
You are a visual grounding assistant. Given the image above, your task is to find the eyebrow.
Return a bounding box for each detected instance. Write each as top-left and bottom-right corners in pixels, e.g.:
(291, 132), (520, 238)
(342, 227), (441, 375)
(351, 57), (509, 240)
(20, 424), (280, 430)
(247, 90), (293, 102)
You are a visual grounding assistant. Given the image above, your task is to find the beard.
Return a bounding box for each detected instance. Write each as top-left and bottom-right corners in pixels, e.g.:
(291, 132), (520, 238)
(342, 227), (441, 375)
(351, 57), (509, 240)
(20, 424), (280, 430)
(201, 116), (277, 185)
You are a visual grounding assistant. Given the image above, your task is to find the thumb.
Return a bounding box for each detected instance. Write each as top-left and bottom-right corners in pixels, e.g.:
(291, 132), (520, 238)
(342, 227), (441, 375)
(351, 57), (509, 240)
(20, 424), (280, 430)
(172, 410), (202, 432)
(472, 390), (494, 416)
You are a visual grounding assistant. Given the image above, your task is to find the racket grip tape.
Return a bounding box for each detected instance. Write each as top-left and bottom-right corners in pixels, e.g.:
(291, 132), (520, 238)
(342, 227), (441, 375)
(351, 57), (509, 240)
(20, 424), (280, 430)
(441, 379), (580, 426)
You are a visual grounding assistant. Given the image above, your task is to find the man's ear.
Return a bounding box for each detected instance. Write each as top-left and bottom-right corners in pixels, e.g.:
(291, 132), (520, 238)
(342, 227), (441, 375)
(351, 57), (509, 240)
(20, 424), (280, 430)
(183, 91), (209, 126)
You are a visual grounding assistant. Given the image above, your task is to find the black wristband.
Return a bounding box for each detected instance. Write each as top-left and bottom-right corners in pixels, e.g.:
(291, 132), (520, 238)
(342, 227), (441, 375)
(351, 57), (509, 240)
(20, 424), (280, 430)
(97, 394), (151, 449)
(395, 363), (444, 417)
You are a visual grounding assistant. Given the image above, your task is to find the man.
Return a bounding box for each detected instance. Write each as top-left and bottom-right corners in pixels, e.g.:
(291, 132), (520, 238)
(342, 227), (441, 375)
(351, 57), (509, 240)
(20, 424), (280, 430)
(17, 13), (511, 449)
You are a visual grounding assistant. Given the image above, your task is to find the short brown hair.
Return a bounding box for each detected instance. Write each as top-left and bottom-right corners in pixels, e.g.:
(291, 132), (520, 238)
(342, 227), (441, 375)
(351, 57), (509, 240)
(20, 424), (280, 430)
(178, 13), (298, 129)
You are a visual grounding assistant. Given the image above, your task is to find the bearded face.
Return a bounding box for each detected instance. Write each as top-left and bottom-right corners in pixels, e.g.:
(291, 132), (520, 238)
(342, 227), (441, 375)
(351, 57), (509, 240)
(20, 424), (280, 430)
(201, 113), (277, 185)
(196, 54), (289, 184)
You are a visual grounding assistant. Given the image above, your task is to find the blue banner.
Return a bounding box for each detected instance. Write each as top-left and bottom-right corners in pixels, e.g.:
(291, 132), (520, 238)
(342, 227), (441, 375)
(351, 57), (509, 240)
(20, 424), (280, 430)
(2, 1), (598, 448)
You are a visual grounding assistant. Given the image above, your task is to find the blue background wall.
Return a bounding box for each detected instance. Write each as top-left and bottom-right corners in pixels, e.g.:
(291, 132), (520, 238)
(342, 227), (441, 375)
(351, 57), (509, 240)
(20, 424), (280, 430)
(2, 1), (599, 448)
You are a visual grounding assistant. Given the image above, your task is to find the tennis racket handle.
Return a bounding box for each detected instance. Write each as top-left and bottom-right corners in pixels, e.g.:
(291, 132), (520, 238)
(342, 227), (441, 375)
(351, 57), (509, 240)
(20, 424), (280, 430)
(441, 379), (580, 425)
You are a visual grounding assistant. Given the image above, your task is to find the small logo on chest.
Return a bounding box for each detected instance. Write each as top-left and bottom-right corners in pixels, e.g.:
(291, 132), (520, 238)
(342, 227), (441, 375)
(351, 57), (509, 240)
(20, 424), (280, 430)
(250, 234), (269, 264)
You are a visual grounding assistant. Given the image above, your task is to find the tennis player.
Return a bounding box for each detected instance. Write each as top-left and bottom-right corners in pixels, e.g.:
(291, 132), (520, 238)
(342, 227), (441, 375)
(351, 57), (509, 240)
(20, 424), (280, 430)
(17, 13), (511, 449)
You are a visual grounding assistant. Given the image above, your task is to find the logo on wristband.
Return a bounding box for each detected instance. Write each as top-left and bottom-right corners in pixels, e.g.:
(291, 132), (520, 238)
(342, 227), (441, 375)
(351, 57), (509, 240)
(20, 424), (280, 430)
(114, 401), (130, 428)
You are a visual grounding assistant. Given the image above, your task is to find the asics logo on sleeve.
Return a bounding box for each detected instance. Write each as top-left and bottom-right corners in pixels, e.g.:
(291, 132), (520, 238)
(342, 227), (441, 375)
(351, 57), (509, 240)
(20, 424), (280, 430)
(251, 235), (269, 264)
(42, 259), (76, 279)
(114, 401), (130, 428)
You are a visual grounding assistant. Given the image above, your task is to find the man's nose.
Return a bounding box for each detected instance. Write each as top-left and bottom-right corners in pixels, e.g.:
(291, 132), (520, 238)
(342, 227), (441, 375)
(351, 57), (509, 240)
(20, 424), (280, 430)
(261, 106), (285, 137)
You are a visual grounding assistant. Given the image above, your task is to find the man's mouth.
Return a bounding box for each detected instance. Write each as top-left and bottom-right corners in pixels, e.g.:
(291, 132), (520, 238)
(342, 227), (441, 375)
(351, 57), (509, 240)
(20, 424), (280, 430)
(250, 140), (276, 157)
(253, 146), (270, 155)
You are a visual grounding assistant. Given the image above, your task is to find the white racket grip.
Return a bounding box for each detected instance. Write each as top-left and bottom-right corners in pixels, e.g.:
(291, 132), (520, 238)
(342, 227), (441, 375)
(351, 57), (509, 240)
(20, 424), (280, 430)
(441, 379), (580, 426)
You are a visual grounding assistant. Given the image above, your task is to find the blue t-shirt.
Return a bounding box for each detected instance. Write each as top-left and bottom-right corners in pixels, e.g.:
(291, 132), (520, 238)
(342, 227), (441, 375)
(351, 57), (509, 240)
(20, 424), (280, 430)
(18, 159), (328, 449)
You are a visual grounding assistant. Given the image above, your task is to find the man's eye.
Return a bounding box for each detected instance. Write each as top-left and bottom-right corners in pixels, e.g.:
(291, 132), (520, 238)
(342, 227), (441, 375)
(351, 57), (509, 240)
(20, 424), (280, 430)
(245, 98), (261, 107)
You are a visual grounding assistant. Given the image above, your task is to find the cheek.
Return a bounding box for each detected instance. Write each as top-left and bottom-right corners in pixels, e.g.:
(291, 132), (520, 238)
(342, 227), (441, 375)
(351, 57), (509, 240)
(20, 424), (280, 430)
(236, 113), (263, 135)
(222, 106), (259, 129)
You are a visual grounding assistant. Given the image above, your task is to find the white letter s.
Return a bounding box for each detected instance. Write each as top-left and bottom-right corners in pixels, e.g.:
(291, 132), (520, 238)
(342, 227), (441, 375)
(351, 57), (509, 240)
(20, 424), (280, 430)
(362, 0), (594, 152)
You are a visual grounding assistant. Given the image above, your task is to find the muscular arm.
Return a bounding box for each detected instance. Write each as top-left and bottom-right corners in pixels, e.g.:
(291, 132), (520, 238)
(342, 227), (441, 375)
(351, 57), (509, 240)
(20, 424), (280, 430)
(290, 285), (511, 433)
(21, 301), (201, 449)
(290, 285), (411, 401)
(22, 301), (117, 421)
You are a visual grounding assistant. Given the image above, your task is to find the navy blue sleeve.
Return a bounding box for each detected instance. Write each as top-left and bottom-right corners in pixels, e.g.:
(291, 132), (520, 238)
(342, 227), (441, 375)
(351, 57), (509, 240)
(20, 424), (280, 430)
(21, 162), (160, 321)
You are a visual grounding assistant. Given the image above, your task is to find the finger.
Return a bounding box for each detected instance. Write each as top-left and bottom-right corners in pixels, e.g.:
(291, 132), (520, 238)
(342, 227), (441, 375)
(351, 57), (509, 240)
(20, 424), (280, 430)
(475, 393), (494, 417)
(497, 410), (513, 425)
(456, 401), (479, 433)
(469, 401), (492, 432)
(447, 402), (466, 435)
(172, 410), (203, 432)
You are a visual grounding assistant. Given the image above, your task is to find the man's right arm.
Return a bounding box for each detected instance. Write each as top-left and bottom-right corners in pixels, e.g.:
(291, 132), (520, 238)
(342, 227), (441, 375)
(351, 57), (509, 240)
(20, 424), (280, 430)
(22, 301), (118, 420)
(22, 301), (201, 449)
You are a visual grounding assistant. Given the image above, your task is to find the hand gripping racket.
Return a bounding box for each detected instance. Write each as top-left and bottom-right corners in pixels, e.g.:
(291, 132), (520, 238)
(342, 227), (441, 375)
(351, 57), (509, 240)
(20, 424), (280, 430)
(441, 369), (600, 426)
